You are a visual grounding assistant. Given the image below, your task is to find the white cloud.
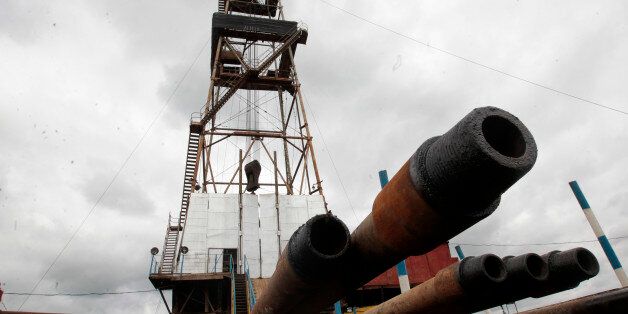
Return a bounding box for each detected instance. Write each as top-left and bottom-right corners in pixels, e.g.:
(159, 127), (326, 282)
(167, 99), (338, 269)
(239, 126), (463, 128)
(1, 0), (628, 312)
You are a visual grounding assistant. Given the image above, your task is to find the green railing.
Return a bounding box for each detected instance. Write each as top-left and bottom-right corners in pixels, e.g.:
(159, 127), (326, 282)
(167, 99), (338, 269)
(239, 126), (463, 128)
(230, 254), (236, 314)
(244, 255), (257, 311)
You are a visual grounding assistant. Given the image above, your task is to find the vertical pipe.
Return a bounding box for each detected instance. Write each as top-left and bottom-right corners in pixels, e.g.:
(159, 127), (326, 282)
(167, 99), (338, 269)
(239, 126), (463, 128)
(149, 255), (155, 275)
(455, 245), (465, 260)
(239, 149), (244, 274)
(378, 170), (411, 293)
(569, 180), (628, 287)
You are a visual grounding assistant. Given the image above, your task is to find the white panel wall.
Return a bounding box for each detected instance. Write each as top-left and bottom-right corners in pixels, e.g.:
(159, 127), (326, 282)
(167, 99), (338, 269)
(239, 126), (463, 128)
(259, 194), (279, 278)
(181, 193), (210, 273)
(278, 195), (327, 251)
(179, 193), (325, 278)
(206, 194), (239, 249)
(181, 193), (239, 273)
(242, 194), (260, 278)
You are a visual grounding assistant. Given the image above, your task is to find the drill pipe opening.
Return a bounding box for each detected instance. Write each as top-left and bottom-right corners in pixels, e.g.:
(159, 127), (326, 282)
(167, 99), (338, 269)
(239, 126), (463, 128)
(483, 254), (508, 280)
(482, 115), (526, 158)
(310, 215), (350, 257)
(459, 254), (507, 293)
(525, 254), (549, 279)
(287, 214), (350, 281)
(576, 248), (600, 276)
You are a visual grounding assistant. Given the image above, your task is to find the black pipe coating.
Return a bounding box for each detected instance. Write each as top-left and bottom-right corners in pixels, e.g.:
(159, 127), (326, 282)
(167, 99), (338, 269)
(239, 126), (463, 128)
(287, 214), (351, 281)
(531, 248), (600, 298)
(410, 106), (537, 218)
(458, 254), (508, 297)
(498, 253), (549, 303)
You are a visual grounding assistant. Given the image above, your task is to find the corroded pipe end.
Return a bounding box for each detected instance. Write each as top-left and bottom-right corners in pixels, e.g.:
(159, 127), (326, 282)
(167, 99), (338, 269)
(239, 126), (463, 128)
(505, 253), (549, 283)
(287, 214), (351, 281)
(410, 106), (537, 217)
(546, 248), (600, 283)
(458, 254), (507, 296)
(530, 248), (600, 298)
(498, 253), (549, 302)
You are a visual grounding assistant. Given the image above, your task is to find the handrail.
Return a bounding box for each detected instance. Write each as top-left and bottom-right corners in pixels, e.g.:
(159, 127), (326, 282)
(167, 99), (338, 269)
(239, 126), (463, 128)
(244, 255), (257, 310)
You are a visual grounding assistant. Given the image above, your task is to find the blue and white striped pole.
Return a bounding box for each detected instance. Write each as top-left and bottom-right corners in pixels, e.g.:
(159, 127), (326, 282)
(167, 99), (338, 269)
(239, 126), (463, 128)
(379, 170), (411, 293)
(569, 180), (628, 287)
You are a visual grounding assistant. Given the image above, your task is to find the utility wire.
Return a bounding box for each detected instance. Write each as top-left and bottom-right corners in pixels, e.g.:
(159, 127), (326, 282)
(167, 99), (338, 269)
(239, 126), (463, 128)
(18, 36), (212, 310)
(318, 0), (628, 116)
(301, 91), (361, 224)
(7, 289), (157, 297)
(452, 235), (628, 247)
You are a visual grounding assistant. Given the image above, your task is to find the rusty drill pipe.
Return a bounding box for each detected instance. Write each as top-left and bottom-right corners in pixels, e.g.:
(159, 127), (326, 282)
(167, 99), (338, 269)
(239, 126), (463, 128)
(349, 107), (536, 283)
(291, 106), (537, 311)
(252, 214), (350, 314)
(255, 107), (537, 312)
(366, 254), (508, 314)
(496, 253), (549, 303)
(530, 248), (599, 298)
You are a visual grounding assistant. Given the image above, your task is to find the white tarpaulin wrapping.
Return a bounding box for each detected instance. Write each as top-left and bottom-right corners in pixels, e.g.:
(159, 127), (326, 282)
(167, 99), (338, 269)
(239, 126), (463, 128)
(242, 194), (260, 278)
(180, 193), (325, 278)
(259, 194), (279, 278)
(278, 194), (327, 251)
(181, 193), (209, 273)
(206, 194), (239, 249)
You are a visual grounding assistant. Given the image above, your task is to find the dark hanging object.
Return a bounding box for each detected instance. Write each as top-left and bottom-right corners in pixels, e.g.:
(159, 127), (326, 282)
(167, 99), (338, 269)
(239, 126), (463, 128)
(245, 160), (262, 192)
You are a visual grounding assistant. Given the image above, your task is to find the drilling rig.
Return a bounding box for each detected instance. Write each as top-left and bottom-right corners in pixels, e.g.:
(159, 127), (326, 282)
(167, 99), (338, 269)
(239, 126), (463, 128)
(148, 1), (624, 313)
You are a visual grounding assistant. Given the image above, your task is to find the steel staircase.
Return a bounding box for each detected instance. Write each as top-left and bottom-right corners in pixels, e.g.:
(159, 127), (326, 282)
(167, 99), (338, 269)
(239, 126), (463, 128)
(159, 214), (180, 273)
(234, 274), (248, 314)
(158, 122), (203, 274)
(218, 0), (226, 13)
(178, 123), (203, 227)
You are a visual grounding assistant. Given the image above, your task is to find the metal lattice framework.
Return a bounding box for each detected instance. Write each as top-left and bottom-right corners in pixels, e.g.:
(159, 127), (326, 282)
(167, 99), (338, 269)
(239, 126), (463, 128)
(151, 2), (329, 312)
(157, 0), (328, 275)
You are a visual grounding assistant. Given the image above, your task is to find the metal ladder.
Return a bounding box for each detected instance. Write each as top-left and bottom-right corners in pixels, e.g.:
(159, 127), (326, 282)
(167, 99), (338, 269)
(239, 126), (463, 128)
(234, 274), (248, 314)
(218, 0), (226, 13)
(159, 214), (180, 273)
(158, 122), (203, 273)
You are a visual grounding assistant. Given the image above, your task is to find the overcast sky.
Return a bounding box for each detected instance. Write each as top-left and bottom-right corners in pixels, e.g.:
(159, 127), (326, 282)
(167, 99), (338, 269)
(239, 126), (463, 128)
(1, 0), (628, 313)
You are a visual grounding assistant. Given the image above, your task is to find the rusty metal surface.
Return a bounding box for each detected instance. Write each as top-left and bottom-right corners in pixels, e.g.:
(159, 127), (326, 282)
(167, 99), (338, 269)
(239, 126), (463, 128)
(522, 287), (628, 314)
(365, 255), (507, 314)
(253, 107), (539, 312)
(252, 214), (350, 314)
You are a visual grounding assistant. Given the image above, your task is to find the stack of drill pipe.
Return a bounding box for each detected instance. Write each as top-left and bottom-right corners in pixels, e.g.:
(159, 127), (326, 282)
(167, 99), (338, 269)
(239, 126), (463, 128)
(495, 253), (549, 304)
(365, 249), (600, 314)
(252, 214), (351, 314)
(365, 254), (508, 313)
(253, 106), (538, 313)
(492, 249), (598, 303)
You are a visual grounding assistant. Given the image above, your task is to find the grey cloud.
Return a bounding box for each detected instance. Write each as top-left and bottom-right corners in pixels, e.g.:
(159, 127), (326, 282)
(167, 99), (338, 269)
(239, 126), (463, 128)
(80, 172), (156, 216)
(3, 0), (628, 313)
(0, 1), (55, 44)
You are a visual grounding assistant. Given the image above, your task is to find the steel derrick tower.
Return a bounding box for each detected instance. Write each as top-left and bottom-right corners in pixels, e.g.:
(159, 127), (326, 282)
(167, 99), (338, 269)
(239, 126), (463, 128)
(149, 1), (328, 313)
